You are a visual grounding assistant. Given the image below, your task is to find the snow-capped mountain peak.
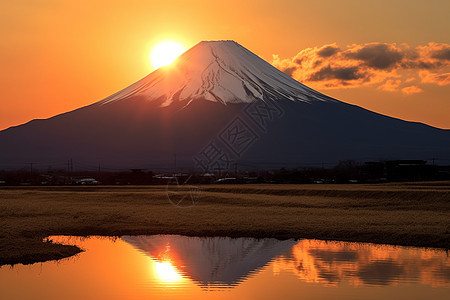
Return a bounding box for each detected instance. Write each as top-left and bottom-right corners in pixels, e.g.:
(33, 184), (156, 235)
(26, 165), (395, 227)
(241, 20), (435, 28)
(97, 40), (334, 106)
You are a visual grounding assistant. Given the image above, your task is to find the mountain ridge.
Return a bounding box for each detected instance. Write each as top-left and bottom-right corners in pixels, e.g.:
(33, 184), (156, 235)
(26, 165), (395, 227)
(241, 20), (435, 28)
(95, 40), (336, 108)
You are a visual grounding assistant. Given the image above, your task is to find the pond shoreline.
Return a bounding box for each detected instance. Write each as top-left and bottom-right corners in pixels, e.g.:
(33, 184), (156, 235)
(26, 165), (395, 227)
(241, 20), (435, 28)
(1, 182), (449, 266)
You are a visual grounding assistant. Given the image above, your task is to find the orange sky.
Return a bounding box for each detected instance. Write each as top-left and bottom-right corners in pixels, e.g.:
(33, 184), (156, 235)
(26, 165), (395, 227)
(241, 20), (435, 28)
(1, 0), (449, 130)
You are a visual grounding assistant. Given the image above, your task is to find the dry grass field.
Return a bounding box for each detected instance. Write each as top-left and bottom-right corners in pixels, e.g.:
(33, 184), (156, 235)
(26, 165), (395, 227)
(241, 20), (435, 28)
(0, 182), (449, 266)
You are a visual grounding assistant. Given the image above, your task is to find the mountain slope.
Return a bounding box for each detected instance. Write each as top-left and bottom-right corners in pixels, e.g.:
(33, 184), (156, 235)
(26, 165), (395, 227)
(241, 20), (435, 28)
(97, 40), (334, 106)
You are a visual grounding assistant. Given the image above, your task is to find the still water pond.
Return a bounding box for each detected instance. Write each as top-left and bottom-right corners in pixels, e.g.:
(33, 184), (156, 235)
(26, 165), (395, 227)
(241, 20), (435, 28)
(1, 235), (449, 299)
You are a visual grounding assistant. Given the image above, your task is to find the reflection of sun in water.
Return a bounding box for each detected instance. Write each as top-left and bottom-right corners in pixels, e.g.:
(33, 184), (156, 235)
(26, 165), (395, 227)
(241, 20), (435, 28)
(150, 41), (186, 70)
(154, 261), (183, 282)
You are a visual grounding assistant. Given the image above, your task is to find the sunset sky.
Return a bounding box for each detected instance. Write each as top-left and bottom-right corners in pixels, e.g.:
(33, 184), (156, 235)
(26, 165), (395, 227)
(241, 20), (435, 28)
(1, 0), (449, 131)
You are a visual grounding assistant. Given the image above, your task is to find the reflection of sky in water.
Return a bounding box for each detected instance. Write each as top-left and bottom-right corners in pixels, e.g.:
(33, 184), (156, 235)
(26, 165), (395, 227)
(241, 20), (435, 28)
(273, 239), (450, 287)
(0, 235), (448, 299)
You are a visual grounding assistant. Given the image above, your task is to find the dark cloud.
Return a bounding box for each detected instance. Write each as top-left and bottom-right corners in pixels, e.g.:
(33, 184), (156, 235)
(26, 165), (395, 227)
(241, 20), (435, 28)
(272, 42), (450, 91)
(346, 44), (403, 70)
(400, 60), (442, 70)
(431, 47), (450, 61)
(317, 45), (340, 58)
(309, 65), (363, 81)
(282, 66), (297, 77)
(313, 60), (322, 68)
(294, 57), (305, 65)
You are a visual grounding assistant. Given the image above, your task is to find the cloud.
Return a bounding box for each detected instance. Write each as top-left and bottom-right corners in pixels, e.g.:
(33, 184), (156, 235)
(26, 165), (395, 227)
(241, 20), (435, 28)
(317, 44), (340, 58)
(401, 86), (423, 95)
(272, 42), (450, 94)
(429, 44), (450, 61)
(345, 43), (403, 70)
(282, 66), (297, 77)
(309, 65), (364, 82)
(378, 79), (401, 92)
(419, 71), (450, 86)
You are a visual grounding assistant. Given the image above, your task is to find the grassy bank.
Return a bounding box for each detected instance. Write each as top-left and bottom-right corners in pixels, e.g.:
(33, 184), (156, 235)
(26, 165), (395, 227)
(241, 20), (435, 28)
(0, 182), (449, 266)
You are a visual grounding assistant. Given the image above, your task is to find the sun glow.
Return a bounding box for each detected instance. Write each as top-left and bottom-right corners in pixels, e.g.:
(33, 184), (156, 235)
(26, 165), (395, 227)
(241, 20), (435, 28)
(154, 260), (183, 282)
(150, 41), (186, 70)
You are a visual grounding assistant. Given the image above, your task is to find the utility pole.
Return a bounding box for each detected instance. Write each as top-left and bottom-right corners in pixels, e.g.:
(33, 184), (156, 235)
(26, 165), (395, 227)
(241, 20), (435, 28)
(174, 153), (177, 172)
(26, 162), (35, 176)
(25, 162), (36, 184)
(67, 159), (72, 185)
(215, 165), (223, 178)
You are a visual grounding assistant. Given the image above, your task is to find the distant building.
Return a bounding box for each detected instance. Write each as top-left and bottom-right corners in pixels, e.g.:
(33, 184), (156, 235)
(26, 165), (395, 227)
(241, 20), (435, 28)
(75, 178), (99, 185)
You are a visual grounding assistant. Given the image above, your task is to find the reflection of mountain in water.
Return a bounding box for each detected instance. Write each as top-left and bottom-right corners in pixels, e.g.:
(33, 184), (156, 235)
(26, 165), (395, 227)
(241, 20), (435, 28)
(122, 235), (296, 288)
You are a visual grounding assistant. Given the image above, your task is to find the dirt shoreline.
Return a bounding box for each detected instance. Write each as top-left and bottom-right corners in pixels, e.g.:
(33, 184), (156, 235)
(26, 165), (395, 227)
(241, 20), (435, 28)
(1, 182), (449, 266)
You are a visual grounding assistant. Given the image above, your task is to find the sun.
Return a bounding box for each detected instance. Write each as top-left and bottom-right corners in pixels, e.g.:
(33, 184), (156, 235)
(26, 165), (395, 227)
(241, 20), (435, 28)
(150, 41), (186, 70)
(154, 261), (183, 282)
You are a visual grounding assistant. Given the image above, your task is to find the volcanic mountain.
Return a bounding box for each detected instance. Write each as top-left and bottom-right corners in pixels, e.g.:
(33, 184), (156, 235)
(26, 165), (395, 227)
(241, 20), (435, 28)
(1, 40), (449, 170)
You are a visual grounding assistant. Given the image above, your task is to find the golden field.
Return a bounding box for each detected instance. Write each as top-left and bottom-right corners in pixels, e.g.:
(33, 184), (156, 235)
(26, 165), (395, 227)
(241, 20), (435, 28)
(0, 182), (449, 266)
